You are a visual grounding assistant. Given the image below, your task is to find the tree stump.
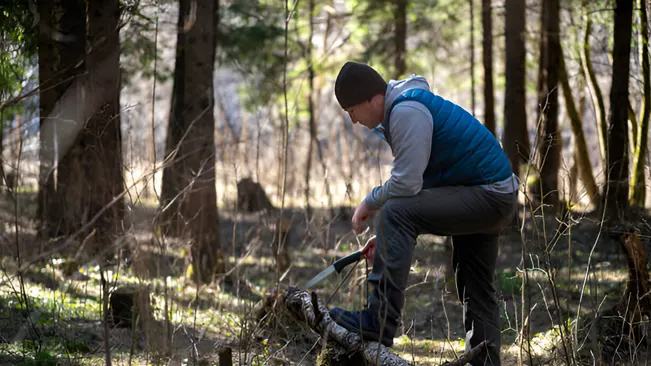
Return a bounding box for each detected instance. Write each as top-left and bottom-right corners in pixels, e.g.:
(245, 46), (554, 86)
(575, 232), (651, 363)
(616, 232), (651, 343)
(237, 178), (275, 213)
(110, 286), (146, 328)
(109, 285), (166, 351)
(236, 178), (293, 274)
(258, 286), (489, 366)
(2, 171), (17, 196)
(218, 346), (232, 366)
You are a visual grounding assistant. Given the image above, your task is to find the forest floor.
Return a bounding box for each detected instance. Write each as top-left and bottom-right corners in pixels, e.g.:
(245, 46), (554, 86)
(0, 189), (650, 365)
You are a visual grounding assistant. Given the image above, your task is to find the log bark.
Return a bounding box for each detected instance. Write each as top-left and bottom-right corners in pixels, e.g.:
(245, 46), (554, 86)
(269, 286), (488, 366)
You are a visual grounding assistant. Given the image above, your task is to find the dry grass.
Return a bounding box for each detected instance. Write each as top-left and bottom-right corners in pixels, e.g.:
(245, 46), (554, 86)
(0, 182), (649, 365)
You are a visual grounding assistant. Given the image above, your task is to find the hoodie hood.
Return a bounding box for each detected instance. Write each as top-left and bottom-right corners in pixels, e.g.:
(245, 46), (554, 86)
(383, 75), (431, 118)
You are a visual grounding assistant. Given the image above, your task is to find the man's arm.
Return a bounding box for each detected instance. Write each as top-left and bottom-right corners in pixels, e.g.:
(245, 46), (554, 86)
(363, 101), (433, 210)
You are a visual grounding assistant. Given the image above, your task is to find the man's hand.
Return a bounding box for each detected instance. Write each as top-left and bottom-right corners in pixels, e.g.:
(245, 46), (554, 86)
(352, 201), (376, 234)
(361, 235), (376, 263)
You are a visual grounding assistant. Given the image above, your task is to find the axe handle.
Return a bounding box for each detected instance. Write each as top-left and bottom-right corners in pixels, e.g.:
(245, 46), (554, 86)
(333, 250), (362, 273)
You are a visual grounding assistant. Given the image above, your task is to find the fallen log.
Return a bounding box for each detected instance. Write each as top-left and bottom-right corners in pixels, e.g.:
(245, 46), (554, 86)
(267, 286), (488, 365)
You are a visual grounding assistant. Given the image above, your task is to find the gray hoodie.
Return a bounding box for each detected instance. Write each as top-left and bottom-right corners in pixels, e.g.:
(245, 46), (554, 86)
(362, 75), (518, 210)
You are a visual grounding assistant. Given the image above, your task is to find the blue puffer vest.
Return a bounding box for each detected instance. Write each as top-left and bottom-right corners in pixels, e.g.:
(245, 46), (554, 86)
(382, 88), (513, 188)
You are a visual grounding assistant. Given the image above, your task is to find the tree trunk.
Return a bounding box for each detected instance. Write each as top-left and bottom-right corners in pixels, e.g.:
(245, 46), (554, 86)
(581, 7), (608, 170)
(482, 0), (495, 136)
(570, 80), (589, 203)
(627, 101), (638, 159)
(304, 0), (316, 217)
(160, 0), (223, 285)
(559, 49), (600, 206)
(36, 0), (86, 239)
(630, 0), (649, 208)
(36, 0), (123, 255)
(240, 107), (250, 177)
(536, 0), (561, 208)
(393, 0), (407, 79)
(503, 0), (529, 180)
(603, 0), (633, 221)
(80, 0), (124, 255)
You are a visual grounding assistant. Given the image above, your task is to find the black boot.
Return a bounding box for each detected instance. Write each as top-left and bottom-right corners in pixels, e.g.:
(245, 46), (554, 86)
(329, 282), (402, 347)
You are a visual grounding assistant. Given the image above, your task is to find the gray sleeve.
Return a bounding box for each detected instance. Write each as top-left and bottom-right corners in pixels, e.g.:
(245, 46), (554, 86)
(363, 101), (433, 210)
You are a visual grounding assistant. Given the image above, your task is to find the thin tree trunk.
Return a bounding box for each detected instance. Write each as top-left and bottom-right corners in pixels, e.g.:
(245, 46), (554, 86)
(12, 114), (21, 167)
(304, 0), (334, 218)
(147, 14), (160, 201)
(536, 0), (561, 208)
(160, 0), (222, 285)
(482, 0), (495, 135)
(559, 48), (600, 206)
(339, 109), (353, 200)
(604, 0), (634, 221)
(503, 0), (529, 180)
(581, 6), (608, 170)
(630, 0), (649, 207)
(305, 0), (316, 217)
(394, 0), (407, 79)
(240, 107), (250, 177)
(569, 88), (588, 203)
(628, 101), (638, 157)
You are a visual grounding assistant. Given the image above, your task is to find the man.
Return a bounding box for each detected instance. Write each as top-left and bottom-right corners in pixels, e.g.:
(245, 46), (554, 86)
(330, 61), (518, 366)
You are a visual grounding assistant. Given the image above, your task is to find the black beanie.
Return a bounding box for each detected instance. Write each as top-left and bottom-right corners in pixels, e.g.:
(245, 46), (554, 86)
(334, 62), (387, 109)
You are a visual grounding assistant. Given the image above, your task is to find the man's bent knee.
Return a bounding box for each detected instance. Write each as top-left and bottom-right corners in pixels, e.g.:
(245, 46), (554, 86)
(376, 198), (416, 233)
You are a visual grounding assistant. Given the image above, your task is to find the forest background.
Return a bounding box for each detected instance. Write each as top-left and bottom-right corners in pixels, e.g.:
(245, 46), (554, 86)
(0, 0), (650, 365)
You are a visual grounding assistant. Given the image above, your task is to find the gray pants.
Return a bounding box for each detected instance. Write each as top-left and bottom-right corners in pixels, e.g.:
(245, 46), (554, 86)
(367, 185), (516, 366)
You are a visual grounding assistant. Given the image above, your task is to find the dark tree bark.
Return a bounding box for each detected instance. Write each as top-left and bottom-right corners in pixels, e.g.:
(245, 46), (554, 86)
(503, 0), (529, 180)
(482, 0), (495, 136)
(603, 0), (633, 220)
(160, 0), (223, 285)
(535, 0), (561, 208)
(394, 0), (407, 79)
(37, 0), (124, 255)
(80, 0), (124, 253)
(36, 0), (86, 239)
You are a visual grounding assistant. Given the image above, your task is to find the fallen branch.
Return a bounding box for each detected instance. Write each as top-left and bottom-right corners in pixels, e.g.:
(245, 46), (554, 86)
(269, 286), (488, 366)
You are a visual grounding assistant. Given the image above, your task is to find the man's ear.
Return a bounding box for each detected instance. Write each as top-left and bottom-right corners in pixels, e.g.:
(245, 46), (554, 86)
(371, 94), (384, 107)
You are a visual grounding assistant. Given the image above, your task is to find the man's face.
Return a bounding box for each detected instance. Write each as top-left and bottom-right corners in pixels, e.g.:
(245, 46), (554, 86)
(345, 95), (383, 129)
